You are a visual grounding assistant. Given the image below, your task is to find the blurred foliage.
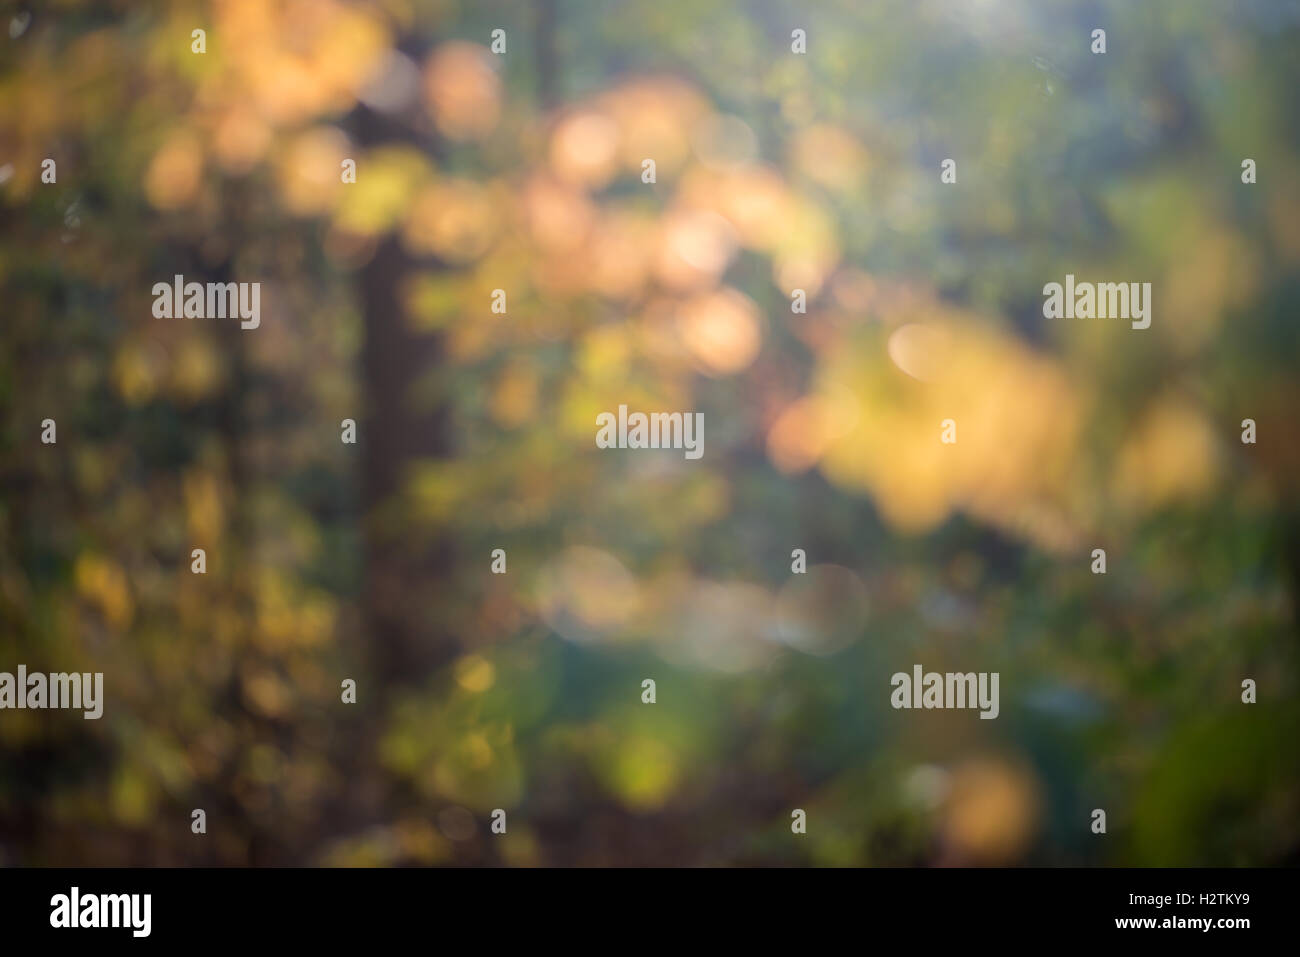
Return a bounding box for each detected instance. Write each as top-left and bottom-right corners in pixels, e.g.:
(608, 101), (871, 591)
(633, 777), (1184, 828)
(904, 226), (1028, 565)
(1, 0), (1298, 865)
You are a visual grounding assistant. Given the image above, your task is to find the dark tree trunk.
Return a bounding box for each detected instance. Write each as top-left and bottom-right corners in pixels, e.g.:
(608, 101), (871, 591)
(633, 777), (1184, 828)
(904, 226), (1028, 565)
(352, 97), (459, 691)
